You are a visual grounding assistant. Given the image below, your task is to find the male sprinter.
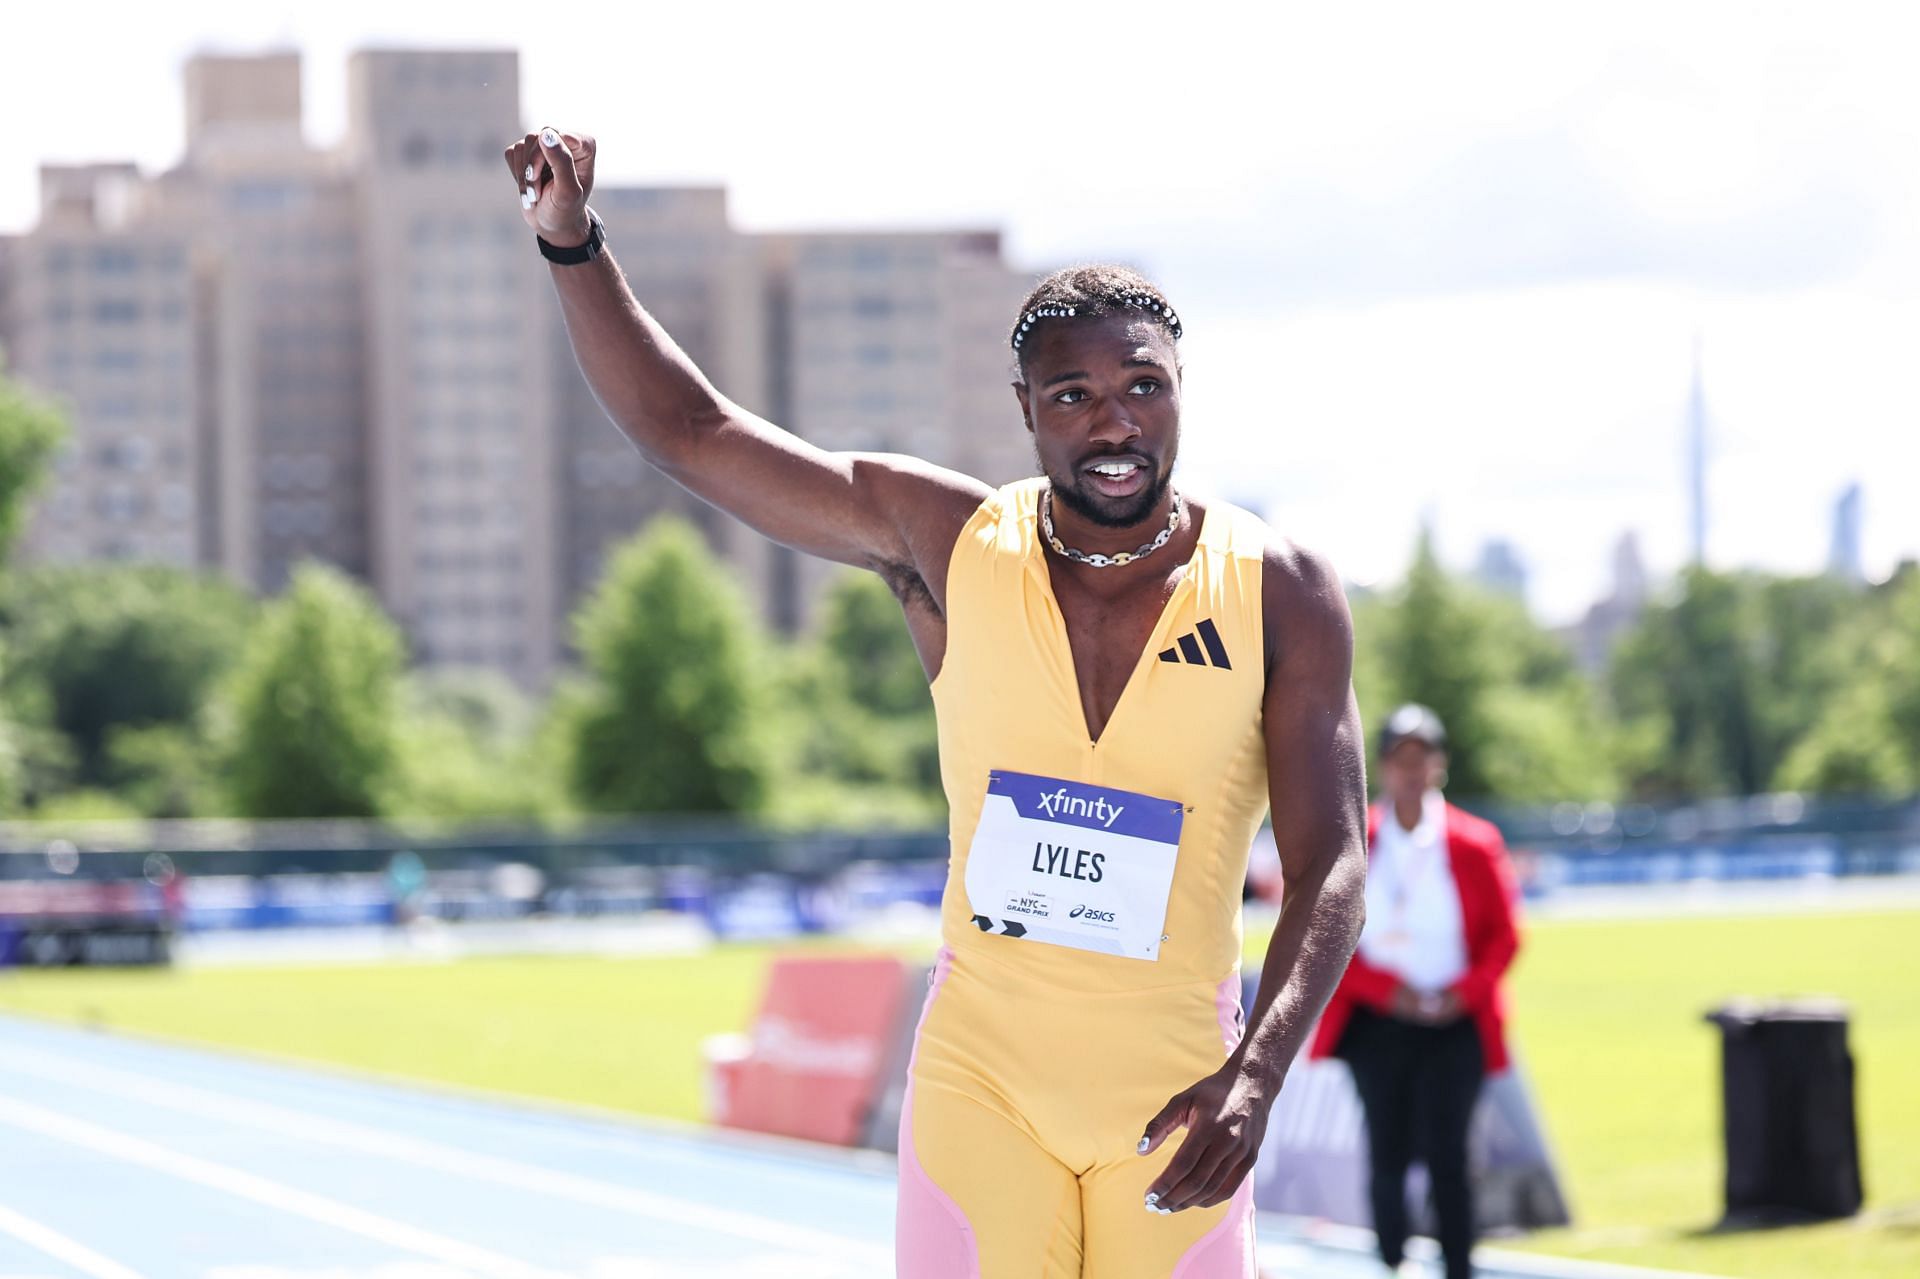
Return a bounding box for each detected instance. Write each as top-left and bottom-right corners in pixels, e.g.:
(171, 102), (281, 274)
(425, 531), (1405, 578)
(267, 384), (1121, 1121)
(508, 128), (1368, 1276)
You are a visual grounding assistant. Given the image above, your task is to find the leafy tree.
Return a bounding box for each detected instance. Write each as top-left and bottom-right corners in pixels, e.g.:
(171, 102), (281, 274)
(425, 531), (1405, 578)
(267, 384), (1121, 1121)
(1775, 568), (1920, 794)
(1610, 570), (1855, 798)
(0, 367), (66, 561)
(785, 571), (940, 786)
(563, 518), (773, 814)
(818, 570), (934, 720)
(219, 563), (403, 818)
(104, 723), (218, 819)
(1362, 532), (1615, 802)
(0, 565), (252, 784)
(1375, 532), (1501, 795)
(0, 366), (68, 810)
(387, 668), (567, 823)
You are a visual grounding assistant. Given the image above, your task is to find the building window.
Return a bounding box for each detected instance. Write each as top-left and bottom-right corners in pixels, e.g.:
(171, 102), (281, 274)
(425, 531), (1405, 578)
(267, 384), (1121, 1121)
(90, 246), (138, 275)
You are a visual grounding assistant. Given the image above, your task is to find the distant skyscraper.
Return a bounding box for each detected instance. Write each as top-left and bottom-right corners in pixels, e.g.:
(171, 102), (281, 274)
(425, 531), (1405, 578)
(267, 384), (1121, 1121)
(1471, 537), (1528, 601)
(1563, 530), (1649, 676)
(1611, 529), (1648, 609)
(1687, 334), (1708, 567)
(1829, 482), (1864, 583)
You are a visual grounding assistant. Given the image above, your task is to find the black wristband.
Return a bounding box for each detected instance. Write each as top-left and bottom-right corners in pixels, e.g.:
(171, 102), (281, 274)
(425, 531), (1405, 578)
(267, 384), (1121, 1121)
(538, 208), (605, 264)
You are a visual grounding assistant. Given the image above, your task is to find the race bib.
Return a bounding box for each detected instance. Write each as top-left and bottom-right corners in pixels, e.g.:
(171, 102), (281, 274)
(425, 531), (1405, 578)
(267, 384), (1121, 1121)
(965, 769), (1186, 960)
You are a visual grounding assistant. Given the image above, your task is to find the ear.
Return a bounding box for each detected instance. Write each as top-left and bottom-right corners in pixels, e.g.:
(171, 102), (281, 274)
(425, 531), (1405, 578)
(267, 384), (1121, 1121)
(1013, 379), (1034, 434)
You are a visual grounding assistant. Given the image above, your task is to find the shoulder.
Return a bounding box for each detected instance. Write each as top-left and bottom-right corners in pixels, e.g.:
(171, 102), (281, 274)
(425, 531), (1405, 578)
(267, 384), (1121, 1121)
(851, 452), (998, 610)
(1443, 805), (1507, 858)
(1255, 532), (1353, 678)
(853, 452), (995, 543)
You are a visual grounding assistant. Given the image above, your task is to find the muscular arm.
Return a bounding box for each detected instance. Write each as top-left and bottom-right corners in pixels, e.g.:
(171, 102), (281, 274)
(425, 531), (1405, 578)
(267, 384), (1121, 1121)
(1236, 544), (1370, 1083)
(509, 129), (986, 604)
(1142, 542), (1369, 1214)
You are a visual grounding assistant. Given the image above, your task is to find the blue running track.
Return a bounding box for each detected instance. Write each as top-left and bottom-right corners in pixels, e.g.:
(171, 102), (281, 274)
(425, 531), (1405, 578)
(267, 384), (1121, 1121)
(0, 1013), (1697, 1279)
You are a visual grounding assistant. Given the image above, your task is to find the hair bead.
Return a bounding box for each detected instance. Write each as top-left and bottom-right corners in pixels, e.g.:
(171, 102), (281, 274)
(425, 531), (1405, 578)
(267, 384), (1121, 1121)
(1009, 275), (1184, 354)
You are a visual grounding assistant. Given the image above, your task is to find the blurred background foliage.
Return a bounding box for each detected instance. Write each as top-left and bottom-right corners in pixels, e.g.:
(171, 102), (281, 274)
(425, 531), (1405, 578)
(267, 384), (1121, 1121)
(2, 368), (1917, 826)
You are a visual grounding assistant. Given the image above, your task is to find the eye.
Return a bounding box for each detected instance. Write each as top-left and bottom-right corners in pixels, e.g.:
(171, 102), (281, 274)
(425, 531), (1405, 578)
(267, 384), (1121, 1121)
(1053, 388), (1088, 404)
(1129, 379), (1161, 396)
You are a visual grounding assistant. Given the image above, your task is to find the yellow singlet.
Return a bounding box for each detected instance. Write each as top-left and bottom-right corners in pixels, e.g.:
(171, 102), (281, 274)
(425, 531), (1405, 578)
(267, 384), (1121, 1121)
(896, 478), (1272, 1278)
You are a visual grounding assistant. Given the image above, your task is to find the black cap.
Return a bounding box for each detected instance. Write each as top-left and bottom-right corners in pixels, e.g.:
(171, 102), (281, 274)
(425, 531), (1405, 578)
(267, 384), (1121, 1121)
(1379, 703), (1447, 757)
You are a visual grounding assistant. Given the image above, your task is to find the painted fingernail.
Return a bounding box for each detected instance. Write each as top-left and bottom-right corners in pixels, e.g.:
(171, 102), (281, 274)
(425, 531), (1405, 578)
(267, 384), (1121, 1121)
(1137, 1137), (1150, 1154)
(524, 163), (535, 182)
(541, 127), (559, 147)
(1157, 1206), (1173, 1216)
(1144, 1193), (1158, 1207)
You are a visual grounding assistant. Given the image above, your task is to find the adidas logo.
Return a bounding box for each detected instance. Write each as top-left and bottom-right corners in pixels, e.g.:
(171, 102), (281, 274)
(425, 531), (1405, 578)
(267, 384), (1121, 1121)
(1158, 618), (1232, 669)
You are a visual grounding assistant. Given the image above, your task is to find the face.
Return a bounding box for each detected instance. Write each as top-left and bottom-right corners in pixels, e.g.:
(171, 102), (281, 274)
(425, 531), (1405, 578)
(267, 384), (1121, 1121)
(1379, 738), (1446, 805)
(1013, 311), (1181, 528)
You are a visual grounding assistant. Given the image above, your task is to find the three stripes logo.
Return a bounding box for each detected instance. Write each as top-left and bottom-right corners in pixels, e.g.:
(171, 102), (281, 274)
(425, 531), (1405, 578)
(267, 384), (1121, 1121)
(1159, 618), (1232, 670)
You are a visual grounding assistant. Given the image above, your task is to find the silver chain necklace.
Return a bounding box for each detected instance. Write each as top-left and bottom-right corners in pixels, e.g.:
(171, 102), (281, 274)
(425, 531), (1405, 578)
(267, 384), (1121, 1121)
(1040, 487), (1184, 568)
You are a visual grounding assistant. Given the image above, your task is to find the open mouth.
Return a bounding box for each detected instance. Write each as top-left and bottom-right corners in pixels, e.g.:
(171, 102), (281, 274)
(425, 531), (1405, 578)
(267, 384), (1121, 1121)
(1082, 456), (1151, 498)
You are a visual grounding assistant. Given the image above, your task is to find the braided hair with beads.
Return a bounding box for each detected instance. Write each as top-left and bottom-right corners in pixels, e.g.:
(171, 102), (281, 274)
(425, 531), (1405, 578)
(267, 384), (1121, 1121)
(1010, 265), (1183, 365)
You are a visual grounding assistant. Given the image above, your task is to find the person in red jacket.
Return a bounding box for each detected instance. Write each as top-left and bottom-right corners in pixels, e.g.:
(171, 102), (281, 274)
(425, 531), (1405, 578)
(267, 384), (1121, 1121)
(1308, 703), (1521, 1279)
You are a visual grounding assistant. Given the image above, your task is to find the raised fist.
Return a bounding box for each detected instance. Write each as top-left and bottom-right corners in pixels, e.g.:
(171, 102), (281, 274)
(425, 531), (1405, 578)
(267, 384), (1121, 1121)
(504, 127), (597, 247)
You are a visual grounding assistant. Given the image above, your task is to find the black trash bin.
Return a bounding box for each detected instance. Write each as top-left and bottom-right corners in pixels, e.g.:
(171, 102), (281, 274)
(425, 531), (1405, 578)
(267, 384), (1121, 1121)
(1703, 999), (1863, 1224)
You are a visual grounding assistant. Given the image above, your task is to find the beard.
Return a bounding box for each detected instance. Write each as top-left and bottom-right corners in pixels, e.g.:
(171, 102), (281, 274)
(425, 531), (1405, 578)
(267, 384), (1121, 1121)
(1041, 453), (1174, 529)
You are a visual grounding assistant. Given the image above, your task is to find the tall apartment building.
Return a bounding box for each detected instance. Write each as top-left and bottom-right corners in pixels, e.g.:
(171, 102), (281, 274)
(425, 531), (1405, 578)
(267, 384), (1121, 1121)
(184, 53), (371, 593)
(761, 231), (1035, 627)
(7, 162), (202, 566)
(341, 49), (563, 683)
(0, 233), (16, 361)
(552, 185), (776, 652)
(2, 47), (1040, 680)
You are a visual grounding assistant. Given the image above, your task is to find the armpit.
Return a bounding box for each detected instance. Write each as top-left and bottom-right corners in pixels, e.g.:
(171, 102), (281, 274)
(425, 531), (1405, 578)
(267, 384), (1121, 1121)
(875, 560), (941, 617)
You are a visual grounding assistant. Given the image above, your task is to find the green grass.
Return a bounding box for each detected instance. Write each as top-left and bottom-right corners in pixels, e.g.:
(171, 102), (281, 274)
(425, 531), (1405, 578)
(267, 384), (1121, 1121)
(1, 911), (1915, 1277)
(0, 944), (790, 1122)
(1490, 910), (1920, 1278)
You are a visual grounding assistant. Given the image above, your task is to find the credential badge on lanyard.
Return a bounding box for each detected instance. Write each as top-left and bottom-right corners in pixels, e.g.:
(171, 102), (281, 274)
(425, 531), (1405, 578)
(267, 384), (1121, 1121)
(965, 769), (1186, 960)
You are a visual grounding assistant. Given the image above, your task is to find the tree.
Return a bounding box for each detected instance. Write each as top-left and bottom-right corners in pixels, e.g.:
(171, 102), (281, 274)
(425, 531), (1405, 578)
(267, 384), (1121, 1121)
(1377, 532), (1500, 794)
(0, 565), (252, 785)
(1775, 568), (1920, 794)
(1610, 570), (1855, 799)
(219, 563), (403, 819)
(0, 366), (68, 811)
(0, 367), (66, 561)
(768, 571), (944, 825)
(817, 570), (934, 721)
(387, 668), (567, 823)
(1363, 532), (1616, 803)
(563, 518), (773, 814)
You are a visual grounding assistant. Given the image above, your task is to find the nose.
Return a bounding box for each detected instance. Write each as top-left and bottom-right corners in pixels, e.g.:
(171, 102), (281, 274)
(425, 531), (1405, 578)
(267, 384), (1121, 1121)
(1087, 397), (1142, 449)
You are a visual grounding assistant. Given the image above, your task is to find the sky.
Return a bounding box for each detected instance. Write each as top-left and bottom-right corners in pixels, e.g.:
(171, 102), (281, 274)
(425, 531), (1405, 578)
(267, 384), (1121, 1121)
(5, 0), (1916, 623)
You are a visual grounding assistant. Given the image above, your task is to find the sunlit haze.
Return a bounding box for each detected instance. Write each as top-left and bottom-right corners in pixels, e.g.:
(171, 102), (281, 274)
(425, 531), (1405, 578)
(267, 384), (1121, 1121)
(7, 0), (1915, 622)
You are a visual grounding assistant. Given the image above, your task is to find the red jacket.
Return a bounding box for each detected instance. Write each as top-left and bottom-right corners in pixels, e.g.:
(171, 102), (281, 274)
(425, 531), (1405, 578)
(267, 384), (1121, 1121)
(1308, 801), (1522, 1075)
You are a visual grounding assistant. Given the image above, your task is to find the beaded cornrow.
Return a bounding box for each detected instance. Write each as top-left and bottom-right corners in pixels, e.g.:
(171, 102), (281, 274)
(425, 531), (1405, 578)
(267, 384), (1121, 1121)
(1011, 293), (1184, 353)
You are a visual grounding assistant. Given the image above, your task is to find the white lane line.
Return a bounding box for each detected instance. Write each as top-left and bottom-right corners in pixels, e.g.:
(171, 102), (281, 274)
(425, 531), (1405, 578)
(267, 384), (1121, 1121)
(0, 1048), (889, 1265)
(0, 1202), (146, 1279)
(0, 1097), (572, 1279)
